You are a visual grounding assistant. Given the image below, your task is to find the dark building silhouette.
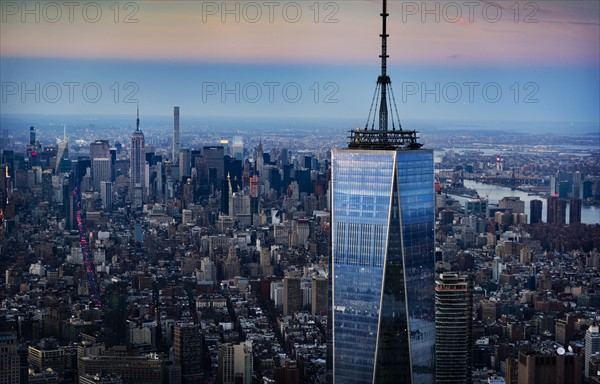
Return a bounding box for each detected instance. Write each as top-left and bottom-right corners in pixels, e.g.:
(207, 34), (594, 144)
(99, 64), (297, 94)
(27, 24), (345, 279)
(103, 280), (128, 347)
(569, 198), (582, 224)
(174, 323), (205, 384)
(283, 277), (302, 317)
(224, 155), (243, 192)
(203, 146), (224, 190)
(547, 196), (566, 225)
(274, 360), (300, 384)
(221, 175), (230, 215)
(295, 169), (312, 195)
(0, 332), (20, 384)
(558, 181), (571, 199)
(269, 168), (282, 196)
(530, 199), (543, 224)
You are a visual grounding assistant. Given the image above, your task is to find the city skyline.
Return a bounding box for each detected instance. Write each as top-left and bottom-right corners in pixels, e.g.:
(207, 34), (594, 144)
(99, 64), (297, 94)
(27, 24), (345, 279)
(0, 2), (599, 384)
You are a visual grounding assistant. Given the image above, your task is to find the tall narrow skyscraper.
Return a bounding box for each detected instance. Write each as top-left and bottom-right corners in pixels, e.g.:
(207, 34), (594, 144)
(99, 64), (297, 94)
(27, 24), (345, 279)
(329, 1), (435, 383)
(173, 106), (180, 163)
(530, 199), (543, 224)
(29, 126), (36, 145)
(130, 106), (146, 207)
(547, 196), (566, 224)
(569, 198), (582, 224)
(174, 323), (204, 384)
(435, 273), (472, 384)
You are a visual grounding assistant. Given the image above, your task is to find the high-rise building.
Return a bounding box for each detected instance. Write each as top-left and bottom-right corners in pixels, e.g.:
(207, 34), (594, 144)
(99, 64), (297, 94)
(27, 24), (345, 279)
(218, 341), (253, 384)
(203, 146), (224, 190)
(329, 2), (435, 383)
(572, 171), (583, 199)
(283, 276), (302, 316)
(42, 169), (53, 203)
(517, 350), (583, 384)
(100, 181), (112, 211)
(466, 198), (487, 218)
(29, 126), (36, 145)
(221, 174), (231, 215)
(104, 280), (128, 347)
(569, 198), (582, 224)
(530, 199), (543, 224)
(174, 323), (204, 384)
(90, 140), (112, 188)
(90, 140), (110, 162)
(558, 181), (571, 199)
(435, 273), (472, 384)
(92, 158), (111, 191)
(130, 106), (146, 207)
(249, 171), (260, 221)
(255, 140), (264, 176)
(586, 326), (600, 381)
(179, 148), (191, 179)
(547, 196), (566, 224)
(0, 332), (20, 384)
(55, 140), (69, 174)
(232, 136), (243, 161)
(499, 196), (525, 214)
(173, 106), (180, 163)
(311, 277), (328, 317)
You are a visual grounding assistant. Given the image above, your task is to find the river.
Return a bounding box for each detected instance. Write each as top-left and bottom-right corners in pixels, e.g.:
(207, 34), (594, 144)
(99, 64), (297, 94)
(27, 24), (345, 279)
(449, 180), (600, 225)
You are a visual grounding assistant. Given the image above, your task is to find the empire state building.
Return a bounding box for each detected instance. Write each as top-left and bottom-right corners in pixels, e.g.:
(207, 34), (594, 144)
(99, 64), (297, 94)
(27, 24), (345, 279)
(130, 106), (146, 208)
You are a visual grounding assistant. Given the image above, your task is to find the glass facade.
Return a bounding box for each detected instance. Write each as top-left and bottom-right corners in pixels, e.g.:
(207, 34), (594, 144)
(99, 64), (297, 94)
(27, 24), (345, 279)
(331, 149), (435, 384)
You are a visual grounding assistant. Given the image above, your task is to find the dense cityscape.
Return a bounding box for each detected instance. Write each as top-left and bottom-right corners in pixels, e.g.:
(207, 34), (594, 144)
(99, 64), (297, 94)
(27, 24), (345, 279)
(1, 104), (599, 384)
(1, 1), (599, 384)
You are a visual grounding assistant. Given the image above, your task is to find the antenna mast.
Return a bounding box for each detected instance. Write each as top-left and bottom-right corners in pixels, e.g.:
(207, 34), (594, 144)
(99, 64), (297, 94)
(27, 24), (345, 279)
(378, 0), (390, 134)
(347, 0), (423, 150)
(136, 104), (140, 131)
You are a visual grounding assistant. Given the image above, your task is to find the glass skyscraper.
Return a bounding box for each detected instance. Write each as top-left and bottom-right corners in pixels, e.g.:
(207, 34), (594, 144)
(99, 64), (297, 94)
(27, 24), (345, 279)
(330, 148), (435, 384)
(328, 1), (435, 382)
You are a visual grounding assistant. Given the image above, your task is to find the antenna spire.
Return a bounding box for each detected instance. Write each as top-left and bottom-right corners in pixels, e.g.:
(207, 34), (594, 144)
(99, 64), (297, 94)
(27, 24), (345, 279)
(378, 0), (390, 133)
(136, 103), (140, 131)
(347, 0), (422, 150)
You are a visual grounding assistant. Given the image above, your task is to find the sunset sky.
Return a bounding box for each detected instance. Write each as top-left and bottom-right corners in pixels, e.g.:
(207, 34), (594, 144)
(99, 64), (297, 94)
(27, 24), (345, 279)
(1, 0), (599, 127)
